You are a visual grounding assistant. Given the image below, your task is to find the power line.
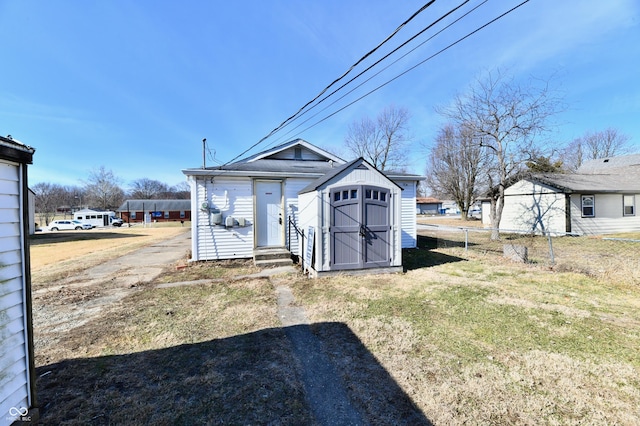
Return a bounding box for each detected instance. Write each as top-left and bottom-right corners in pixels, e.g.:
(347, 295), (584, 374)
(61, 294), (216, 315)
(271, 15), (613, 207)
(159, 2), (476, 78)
(270, 0), (489, 146)
(220, 1), (438, 167)
(277, 0), (533, 141)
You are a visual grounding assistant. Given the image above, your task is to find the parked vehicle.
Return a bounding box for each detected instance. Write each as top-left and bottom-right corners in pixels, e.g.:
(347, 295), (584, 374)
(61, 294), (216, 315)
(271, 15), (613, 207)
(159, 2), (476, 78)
(111, 217), (124, 227)
(48, 220), (93, 231)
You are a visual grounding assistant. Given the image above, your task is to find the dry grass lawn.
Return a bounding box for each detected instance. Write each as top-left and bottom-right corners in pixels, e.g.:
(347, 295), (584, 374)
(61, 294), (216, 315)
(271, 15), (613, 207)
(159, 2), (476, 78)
(31, 224), (640, 425)
(30, 224), (190, 286)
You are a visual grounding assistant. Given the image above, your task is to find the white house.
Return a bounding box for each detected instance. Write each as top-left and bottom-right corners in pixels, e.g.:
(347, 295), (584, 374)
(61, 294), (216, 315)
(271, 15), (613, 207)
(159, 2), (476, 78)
(0, 135), (38, 424)
(182, 139), (423, 273)
(490, 154), (640, 235)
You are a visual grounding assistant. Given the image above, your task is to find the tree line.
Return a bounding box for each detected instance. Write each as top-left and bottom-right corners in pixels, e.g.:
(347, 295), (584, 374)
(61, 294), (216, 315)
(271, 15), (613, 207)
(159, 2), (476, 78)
(33, 166), (189, 226)
(341, 69), (633, 239)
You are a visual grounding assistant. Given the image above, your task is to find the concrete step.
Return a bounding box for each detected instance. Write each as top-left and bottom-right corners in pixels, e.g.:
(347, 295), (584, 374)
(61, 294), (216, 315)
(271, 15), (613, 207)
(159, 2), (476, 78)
(255, 257), (294, 268)
(253, 248), (291, 262)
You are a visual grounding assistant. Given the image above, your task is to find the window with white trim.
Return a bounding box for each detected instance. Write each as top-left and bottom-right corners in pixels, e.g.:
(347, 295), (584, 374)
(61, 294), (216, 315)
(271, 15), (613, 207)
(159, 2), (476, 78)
(581, 195), (595, 217)
(623, 195), (635, 216)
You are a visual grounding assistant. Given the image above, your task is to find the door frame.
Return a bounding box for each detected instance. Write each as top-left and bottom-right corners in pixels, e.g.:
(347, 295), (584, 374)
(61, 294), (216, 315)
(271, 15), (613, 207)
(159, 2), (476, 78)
(254, 179), (284, 248)
(329, 184), (391, 270)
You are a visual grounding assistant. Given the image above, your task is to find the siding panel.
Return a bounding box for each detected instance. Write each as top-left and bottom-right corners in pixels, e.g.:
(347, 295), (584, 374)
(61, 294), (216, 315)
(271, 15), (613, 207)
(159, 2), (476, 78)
(0, 160), (30, 422)
(194, 177), (254, 260)
(571, 193), (640, 235)
(399, 181), (417, 248)
(285, 178), (316, 255)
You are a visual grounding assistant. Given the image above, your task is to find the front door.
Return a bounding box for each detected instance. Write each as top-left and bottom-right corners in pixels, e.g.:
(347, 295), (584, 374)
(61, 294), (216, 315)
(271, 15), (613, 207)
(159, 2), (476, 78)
(330, 185), (391, 270)
(256, 181), (283, 247)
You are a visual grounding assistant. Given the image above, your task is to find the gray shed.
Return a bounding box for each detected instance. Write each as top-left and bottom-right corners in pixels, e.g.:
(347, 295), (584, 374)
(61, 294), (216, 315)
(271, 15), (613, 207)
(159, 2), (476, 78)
(297, 158), (403, 277)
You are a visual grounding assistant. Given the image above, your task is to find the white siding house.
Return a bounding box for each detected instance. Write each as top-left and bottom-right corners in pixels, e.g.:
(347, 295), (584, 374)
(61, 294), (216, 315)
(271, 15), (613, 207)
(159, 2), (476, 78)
(0, 136), (38, 425)
(183, 139), (423, 270)
(495, 154), (640, 235)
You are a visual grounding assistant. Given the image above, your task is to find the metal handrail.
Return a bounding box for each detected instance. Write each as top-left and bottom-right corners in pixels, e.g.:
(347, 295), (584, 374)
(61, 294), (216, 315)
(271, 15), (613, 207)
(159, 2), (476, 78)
(288, 215), (305, 272)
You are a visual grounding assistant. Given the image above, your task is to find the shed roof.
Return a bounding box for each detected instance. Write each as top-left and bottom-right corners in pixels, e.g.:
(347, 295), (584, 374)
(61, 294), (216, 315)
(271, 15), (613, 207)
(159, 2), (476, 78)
(117, 199), (191, 211)
(298, 157), (402, 194)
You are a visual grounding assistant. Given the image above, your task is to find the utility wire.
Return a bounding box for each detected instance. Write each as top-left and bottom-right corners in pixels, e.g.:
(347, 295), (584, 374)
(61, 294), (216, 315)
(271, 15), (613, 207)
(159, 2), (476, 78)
(280, 0), (532, 141)
(270, 0), (488, 146)
(220, 1), (438, 167)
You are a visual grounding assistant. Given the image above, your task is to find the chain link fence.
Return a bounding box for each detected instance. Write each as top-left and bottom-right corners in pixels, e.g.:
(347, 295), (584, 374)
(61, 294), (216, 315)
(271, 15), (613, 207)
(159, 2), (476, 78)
(416, 224), (640, 285)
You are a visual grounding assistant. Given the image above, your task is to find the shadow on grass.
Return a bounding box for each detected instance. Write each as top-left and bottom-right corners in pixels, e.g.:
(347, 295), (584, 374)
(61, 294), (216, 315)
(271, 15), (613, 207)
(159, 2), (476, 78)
(30, 231), (141, 245)
(36, 323), (431, 425)
(403, 235), (467, 271)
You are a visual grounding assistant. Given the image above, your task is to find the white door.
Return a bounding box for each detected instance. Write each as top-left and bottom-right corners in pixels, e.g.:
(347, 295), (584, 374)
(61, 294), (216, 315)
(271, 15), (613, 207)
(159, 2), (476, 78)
(256, 181), (283, 247)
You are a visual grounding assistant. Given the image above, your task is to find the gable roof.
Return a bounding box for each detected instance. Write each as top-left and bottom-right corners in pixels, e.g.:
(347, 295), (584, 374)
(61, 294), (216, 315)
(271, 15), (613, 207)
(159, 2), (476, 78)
(298, 157), (402, 194)
(237, 138), (344, 164)
(183, 139), (344, 178)
(577, 153), (640, 173)
(183, 139), (424, 183)
(529, 169), (640, 193)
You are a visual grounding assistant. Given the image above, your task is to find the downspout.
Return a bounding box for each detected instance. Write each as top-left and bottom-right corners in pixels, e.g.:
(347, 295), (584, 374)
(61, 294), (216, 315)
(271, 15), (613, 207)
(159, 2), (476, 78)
(565, 193), (572, 234)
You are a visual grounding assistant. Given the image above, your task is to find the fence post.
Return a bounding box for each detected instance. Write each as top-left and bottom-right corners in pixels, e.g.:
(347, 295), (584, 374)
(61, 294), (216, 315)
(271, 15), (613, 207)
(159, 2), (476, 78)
(464, 228), (469, 252)
(547, 232), (555, 265)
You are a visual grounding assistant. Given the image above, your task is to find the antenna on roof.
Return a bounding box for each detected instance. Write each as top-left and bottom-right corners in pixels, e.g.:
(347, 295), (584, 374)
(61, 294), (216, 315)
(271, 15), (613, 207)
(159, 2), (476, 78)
(202, 138), (207, 169)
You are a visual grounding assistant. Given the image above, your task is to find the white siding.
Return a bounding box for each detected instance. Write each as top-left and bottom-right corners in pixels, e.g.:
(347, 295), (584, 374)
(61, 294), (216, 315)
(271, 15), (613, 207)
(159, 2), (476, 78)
(192, 177), (254, 260)
(399, 181), (417, 248)
(0, 161), (30, 422)
(297, 191), (320, 268)
(500, 180), (567, 234)
(284, 178), (316, 255)
(570, 193), (640, 235)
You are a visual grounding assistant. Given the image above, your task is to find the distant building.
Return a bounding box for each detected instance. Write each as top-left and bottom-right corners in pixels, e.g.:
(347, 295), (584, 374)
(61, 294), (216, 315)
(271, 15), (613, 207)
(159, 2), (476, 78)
(117, 199), (191, 223)
(416, 197), (442, 215)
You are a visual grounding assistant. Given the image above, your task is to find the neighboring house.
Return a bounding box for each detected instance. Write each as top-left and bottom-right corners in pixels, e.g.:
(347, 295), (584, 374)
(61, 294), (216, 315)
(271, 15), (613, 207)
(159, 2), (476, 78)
(0, 135), (38, 424)
(117, 199), (191, 223)
(182, 139), (423, 275)
(74, 208), (117, 227)
(416, 197), (442, 215)
(489, 154), (640, 235)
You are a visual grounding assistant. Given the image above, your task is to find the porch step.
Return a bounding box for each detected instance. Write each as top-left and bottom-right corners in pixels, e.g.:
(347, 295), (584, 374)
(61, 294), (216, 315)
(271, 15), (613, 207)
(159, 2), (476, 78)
(253, 247), (294, 268)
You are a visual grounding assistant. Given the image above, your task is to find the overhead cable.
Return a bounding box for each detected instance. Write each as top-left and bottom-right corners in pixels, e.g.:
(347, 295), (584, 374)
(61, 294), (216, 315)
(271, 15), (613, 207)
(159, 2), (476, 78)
(270, 0), (488, 146)
(285, 0), (533, 138)
(220, 1), (437, 167)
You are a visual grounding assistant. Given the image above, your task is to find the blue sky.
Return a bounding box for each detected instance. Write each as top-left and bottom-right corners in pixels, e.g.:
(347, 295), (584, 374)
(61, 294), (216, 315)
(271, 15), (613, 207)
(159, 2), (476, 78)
(1, 0), (639, 188)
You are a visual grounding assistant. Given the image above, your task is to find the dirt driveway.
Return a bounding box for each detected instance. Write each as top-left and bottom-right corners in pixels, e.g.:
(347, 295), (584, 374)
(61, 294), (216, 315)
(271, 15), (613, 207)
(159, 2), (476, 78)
(32, 230), (191, 365)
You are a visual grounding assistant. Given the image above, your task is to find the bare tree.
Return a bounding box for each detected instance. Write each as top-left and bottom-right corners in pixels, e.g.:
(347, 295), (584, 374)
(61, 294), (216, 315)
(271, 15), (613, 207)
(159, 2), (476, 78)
(562, 128), (631, 171)
(129, 178), (170, 199)
(84, 166), (125, 210)
(169, 181), (191, 199)
(32, 182), (65, 226)
(345, 105), (411, 171)
(439, 70), (561, 239)
(425, 123), (485, 220)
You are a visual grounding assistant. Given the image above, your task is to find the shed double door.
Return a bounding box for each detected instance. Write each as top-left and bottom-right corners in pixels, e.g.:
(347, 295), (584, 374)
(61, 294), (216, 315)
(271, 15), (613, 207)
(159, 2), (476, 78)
(330, 185), (390, 270)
